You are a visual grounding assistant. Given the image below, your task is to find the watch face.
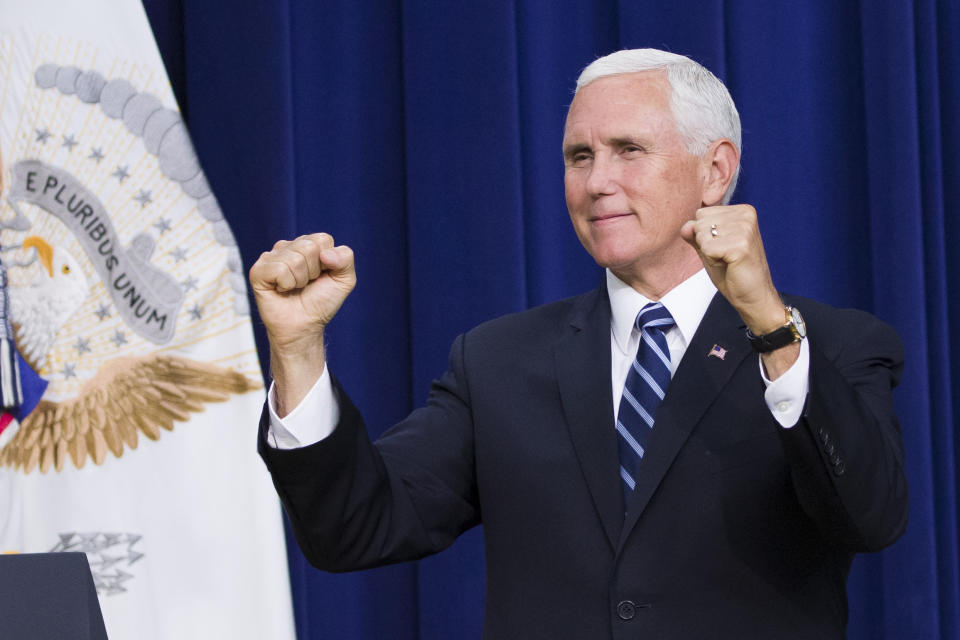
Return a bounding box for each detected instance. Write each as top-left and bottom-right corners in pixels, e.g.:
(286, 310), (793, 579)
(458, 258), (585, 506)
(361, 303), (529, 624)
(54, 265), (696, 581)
(790, 307), (807, 338)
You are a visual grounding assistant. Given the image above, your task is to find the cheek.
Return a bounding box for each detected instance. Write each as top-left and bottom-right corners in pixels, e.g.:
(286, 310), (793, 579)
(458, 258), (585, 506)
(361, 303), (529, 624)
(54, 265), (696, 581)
(564, 175), (586, 214)
(661, 160), (704, 203)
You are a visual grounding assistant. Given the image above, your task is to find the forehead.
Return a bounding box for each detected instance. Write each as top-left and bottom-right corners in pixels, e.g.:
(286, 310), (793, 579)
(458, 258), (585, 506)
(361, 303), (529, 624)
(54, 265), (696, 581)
(564, 70), (675, 140)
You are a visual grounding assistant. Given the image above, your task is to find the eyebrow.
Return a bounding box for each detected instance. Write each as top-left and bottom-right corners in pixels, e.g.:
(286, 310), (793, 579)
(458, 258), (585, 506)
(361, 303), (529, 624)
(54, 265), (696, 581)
(563, 134), (649, 157)
(607, 135), (646, 149)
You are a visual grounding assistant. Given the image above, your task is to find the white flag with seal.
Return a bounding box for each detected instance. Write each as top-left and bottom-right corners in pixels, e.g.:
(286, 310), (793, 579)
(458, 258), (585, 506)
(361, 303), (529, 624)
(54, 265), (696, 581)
(0, 2), (296, 638)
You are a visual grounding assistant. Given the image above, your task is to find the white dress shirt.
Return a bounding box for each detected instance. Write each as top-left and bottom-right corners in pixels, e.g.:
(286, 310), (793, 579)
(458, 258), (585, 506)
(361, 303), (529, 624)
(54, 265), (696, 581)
(268, 269), (809, 449)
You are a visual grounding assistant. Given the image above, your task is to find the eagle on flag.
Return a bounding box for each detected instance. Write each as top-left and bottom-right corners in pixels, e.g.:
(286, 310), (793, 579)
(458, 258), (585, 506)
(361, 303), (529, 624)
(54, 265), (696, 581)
(1, 236), (258, 474)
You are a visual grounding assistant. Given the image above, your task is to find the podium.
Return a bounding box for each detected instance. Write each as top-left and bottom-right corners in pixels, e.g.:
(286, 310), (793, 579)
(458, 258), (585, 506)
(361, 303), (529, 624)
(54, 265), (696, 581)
(0, 552), (108, 639)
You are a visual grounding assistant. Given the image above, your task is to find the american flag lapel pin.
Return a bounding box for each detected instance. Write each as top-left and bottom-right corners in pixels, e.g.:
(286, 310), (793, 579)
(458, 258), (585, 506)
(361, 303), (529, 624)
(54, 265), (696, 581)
(708, 344), (727, 360)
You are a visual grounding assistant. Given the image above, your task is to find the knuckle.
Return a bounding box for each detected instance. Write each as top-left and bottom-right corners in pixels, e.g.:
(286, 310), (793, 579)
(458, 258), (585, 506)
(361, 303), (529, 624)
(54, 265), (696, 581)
(274, 270), (293, 289)
(291, 248), (308, 265)
(250, 255), (277, 280)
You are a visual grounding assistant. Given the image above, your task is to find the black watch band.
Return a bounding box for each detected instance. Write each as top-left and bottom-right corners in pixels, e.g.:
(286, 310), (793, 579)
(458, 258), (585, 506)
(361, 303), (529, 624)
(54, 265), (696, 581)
(746, 306), (806, 353)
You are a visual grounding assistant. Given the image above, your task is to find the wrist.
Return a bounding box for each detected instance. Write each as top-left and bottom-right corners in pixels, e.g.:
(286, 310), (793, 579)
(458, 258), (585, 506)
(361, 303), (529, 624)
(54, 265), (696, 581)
(741, 296), (788, 336)
(746, 305), (807, 354)
(267, 326), (325, 358)
(761, 341), (801, 380)
(268, 332), (327, 417)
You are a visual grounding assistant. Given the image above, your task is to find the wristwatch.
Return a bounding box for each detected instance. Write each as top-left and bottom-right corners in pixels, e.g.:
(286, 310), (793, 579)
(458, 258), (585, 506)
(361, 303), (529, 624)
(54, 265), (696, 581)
(746, 306), (806, 353)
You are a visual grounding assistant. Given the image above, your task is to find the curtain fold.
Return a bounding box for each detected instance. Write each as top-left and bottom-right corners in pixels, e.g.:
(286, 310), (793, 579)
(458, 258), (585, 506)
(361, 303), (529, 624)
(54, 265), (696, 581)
(141, 1), (959, 637)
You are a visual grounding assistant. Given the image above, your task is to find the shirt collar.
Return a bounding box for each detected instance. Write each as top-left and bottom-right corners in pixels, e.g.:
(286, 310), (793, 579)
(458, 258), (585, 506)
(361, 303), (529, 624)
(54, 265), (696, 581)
(607, 268), (718, 354)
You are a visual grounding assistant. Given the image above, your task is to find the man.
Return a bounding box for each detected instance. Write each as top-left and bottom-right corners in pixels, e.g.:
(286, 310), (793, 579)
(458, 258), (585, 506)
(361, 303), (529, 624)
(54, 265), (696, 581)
(251, 49), (907, 638)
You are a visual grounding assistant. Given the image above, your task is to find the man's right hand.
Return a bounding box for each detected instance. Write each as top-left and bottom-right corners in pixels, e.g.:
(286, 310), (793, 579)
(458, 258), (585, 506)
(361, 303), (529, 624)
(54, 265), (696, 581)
(249, 233), (356, 415)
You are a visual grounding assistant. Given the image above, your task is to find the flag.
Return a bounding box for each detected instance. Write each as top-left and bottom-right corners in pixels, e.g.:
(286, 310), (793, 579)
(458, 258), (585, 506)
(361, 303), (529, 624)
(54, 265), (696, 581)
(0, 2), (296, 638)
(708, 344), (727, 360)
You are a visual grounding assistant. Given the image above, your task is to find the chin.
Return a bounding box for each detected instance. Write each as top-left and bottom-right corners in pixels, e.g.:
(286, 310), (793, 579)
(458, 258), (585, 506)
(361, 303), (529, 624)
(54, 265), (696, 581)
(581, 238), (646, 271)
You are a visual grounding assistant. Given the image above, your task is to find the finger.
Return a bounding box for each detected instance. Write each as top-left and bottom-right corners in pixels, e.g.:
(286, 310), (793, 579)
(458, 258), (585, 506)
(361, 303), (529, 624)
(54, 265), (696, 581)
(318, 245), (357, 286)
(699, 220), (722, 248)
(698, 220), (763, 274)
(249, 255), (299, 293)
(251, 243), (319, 293)
(682, 217), (718, 251)
(306, 232), (335, 250)
(272, 232), (333, 252)
(696, 222), (732, 263)
(251, 233), (354, 293)
(285, 235), (329, 281)
(676, 220), (713, 266)
(692, 209), (727, 242)
(262, 254), (309, 293)
(274, 246), (315, 291)
(270, 233), (337, 290)
(696, 205), (758, 237)
(682, 217), (736, 272)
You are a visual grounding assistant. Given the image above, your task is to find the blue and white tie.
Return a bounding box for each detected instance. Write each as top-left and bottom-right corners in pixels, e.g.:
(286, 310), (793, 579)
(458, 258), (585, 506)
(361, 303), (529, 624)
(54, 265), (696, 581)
(617, 302), (675, 506)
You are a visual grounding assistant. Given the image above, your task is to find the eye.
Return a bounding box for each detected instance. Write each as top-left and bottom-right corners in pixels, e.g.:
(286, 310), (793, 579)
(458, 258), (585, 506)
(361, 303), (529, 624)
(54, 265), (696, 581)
(563, 143), (593, 167)
(62, 264), (71, 275)
(566, 151), (592, 167)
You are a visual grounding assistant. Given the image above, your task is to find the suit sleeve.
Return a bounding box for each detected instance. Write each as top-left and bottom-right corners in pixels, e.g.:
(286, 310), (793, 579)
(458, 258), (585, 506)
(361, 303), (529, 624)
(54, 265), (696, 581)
(777, 308), (907, 552)
(257, 334), (480, 572)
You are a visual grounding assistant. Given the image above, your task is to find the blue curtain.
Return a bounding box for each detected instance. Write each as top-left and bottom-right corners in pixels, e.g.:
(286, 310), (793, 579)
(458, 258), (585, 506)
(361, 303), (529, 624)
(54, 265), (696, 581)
(143, 1), (959, 638)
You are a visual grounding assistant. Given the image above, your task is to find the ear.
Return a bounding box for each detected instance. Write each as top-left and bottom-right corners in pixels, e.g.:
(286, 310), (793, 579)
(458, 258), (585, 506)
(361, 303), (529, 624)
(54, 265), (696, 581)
(700, 138), (739, 206)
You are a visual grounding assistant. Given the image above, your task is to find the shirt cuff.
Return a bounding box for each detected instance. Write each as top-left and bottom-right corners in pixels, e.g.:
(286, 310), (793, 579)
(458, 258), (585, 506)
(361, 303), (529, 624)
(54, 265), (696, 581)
(760, 338), (810, 429)
(266, 364), (340, 449)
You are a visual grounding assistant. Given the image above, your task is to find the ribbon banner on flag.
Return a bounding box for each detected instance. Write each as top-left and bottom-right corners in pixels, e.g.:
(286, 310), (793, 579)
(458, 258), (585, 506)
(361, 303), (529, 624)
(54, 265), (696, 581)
(0, 2), (295, 638)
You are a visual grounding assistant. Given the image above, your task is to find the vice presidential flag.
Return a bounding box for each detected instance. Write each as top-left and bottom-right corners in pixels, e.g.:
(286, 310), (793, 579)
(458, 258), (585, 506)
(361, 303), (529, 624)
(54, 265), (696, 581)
(0, 2), (296, 638)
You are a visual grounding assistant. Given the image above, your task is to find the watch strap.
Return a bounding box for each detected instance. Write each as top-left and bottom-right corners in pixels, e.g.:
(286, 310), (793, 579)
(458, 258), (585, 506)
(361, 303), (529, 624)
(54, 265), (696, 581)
(746, 306), (803, 353)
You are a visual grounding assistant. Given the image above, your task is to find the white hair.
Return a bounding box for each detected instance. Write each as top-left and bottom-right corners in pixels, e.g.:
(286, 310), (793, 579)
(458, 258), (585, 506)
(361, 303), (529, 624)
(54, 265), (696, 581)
(576, 49), (741, 204)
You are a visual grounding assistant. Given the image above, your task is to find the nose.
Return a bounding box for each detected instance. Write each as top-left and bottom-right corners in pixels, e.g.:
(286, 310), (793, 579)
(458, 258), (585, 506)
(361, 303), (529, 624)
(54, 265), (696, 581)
(584, 154), (617, 197)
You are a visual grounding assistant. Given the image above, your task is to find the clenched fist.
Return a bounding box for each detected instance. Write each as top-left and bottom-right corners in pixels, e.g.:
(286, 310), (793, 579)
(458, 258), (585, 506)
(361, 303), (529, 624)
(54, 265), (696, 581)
(680, 205), (799, 379)
(249, 233), (356, 414)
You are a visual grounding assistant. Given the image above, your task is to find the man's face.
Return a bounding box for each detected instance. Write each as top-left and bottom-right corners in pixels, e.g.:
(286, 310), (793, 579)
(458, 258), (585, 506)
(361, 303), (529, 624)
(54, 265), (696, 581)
(563, 71), (705, 282)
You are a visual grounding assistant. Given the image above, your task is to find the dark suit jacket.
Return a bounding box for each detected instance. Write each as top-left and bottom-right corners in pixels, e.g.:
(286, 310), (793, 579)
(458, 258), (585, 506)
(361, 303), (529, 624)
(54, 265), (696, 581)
(259, 287), (907, 639)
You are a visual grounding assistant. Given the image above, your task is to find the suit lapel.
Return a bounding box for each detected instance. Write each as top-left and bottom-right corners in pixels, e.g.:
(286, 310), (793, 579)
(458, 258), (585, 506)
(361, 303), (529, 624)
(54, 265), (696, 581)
(617, 293), (751, 551)
(555, 286), (623, 550)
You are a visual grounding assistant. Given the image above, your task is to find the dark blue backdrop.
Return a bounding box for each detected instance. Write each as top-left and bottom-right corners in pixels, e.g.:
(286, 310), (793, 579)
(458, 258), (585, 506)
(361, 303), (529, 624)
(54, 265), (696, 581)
(142, 1), (959, 638)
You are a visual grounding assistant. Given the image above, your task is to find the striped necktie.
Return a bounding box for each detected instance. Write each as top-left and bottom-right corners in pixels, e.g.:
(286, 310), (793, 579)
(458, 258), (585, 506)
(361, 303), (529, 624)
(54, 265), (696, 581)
(616, 301), (675, 506)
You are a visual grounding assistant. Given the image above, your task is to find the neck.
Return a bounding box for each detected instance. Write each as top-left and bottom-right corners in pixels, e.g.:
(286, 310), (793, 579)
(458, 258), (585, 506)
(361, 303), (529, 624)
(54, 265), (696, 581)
(610, 250), (703, 301)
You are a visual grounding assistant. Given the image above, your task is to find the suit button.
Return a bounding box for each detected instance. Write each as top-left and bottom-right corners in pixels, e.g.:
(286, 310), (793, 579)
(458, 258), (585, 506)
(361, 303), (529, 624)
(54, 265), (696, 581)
(819, 429), (829, 445)
(617, 600), (636, 620)
(825, 442), (836, 456)
(834, 462), (846, 476)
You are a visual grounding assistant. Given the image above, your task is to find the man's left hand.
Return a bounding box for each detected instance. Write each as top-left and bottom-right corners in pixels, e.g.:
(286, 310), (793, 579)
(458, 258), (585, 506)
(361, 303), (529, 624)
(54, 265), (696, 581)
(680, 204), (799, 378)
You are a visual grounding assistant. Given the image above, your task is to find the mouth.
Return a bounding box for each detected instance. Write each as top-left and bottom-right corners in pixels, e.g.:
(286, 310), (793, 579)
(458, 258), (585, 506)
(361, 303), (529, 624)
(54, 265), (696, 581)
(589, 212), (633, 224)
